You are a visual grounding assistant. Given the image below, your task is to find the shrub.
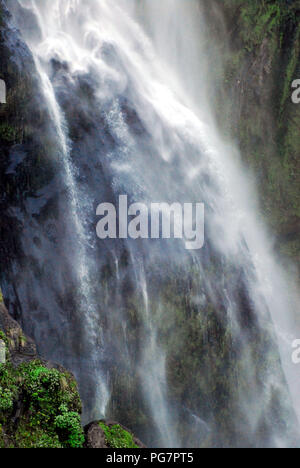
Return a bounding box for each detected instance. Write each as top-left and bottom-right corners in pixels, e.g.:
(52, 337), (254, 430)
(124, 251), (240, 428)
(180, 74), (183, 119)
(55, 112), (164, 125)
(0, 386), (13, 412)
(0, 359), (84, 448)
(54, 405), (84, 448)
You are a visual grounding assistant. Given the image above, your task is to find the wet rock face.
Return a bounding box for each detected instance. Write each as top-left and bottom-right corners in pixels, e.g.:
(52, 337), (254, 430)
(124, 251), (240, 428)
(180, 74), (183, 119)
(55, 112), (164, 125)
(0, 303), (37, 365)
(0, 0), (65, 330)
(85, 422), (107, 449)
(0, 2), (97, 413)
(206, 0), (300, 270)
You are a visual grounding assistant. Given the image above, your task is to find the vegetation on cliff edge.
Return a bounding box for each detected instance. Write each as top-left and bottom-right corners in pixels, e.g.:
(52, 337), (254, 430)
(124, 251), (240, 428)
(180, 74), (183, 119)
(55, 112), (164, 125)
(0, 335), (84, 448)
(211, 0), (300, 266)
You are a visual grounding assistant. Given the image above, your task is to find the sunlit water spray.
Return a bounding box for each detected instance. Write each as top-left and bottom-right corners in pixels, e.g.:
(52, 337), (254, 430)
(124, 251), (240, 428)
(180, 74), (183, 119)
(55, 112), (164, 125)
(36, 62), (109, 418)
(130, 0), (300, 435)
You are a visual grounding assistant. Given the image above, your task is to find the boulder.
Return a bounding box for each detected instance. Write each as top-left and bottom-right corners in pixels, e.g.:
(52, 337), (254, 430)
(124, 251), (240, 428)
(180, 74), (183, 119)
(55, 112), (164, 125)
(85, 420), (146, 449)
(0, 303), (37, 365)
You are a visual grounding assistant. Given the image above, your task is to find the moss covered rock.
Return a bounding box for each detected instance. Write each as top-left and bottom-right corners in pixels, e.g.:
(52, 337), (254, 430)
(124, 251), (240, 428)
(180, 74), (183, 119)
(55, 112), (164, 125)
(207, 0), (300, 269)
(84, 420), (146, 449)
(0, 302), (84, 448)
(0, 302), (144, 448)
(0, 346), (84, 448)
(0, 359), (85, 448)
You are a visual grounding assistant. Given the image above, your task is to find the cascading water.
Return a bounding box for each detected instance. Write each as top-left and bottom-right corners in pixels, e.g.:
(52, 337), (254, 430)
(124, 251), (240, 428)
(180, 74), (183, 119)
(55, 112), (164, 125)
(4, 0), (300, 447)
(32, 56), (110, 418)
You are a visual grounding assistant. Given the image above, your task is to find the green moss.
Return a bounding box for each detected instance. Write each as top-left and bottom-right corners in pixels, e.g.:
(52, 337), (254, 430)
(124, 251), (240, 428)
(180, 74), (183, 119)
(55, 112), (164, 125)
(0, 359), (84, 448)
(0, 330), (7, 345)
(15, 422), (63, 449)
(0, 386), (14, 412)
(99, 422), (138, 448)
(239, 1), (281, 48)
(0, 363), (19, 424)
(54, 405), (84, 448)
(214, 0), (300, 267)
(0, 123), (16, 143)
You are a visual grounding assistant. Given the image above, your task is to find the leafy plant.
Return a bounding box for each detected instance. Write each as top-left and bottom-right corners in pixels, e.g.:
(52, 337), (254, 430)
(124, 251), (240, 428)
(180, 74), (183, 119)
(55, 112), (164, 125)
(55, 405), (84, 448)
(0, 359), (84, 448)
(0, 123), (16, 143)
(0, 386), (13, 412)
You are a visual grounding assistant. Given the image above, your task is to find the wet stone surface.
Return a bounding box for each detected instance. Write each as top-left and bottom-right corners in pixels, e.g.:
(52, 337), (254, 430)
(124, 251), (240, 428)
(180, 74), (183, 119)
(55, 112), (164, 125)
(0, 339), (6, 364)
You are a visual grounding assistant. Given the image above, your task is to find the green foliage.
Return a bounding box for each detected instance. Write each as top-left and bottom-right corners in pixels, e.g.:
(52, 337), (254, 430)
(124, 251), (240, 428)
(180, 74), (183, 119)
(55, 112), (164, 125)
(19, 360), (81, 411)
(22, 364), (61, 408)
(0, 363), (19, 426)
(0, 123), (16, 143)
(216, 0), (300, 265)
(0, 386), (13, 412)
(222, 0), (299, 45)
(99, 422), (138, 448)
(54, 404), (84, 448)
(0, 359), (83, 448)
(15, 420), (63, 449)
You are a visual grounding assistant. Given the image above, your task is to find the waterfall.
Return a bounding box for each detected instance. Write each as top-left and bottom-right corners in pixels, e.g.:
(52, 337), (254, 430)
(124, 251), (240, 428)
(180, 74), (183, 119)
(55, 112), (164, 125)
(6, 0), (300, 447)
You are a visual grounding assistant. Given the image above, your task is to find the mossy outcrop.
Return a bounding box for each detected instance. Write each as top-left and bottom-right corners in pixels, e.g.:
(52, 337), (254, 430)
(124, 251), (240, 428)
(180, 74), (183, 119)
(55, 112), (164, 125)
(0, 302), (144, 448)
(85, 421), (145, 449)
(0, 303), (84, 448)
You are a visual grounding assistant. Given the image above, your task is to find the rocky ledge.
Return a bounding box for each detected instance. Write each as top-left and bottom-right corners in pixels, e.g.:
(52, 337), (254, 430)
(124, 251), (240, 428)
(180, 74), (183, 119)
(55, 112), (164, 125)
(0, 303), (144, 448)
